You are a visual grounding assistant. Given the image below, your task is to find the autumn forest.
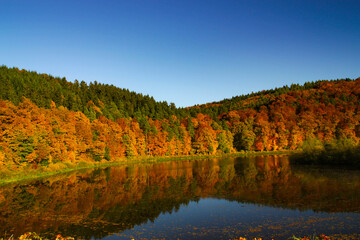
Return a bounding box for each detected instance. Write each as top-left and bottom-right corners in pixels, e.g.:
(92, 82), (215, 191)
(0, 66), (360, 172)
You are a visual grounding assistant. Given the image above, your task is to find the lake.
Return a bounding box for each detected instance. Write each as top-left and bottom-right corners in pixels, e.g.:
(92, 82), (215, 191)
(0, 155), (360, 240)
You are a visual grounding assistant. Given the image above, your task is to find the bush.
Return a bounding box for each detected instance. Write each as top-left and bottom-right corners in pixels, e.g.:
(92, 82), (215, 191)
(291, 138), (360, 167)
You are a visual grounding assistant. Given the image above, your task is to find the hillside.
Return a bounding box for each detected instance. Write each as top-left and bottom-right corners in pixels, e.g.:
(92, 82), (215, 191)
(0, 66), (359, 172)
(0, 66), (182, 120)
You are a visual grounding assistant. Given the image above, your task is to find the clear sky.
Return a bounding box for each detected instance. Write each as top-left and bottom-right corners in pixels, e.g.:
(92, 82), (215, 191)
(1, 0), (359, 107)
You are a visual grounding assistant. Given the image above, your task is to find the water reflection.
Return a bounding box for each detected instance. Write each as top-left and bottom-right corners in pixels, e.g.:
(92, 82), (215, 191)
(0, 155), (359, 239)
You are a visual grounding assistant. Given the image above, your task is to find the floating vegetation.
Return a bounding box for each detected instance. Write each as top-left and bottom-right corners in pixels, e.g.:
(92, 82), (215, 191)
(0, 232), (74, 240)
(290, 234), (331, 240)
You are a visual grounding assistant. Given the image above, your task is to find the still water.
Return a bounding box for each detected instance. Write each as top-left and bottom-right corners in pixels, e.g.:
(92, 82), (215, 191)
(0, 155), (360, 240)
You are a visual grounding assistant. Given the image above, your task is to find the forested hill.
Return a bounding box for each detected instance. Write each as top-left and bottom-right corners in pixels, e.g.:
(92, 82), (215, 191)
(0, 65), (359, 170)
(0, 66), (181, 120)
(188, 77), (357, 119)
(1, 65), (356, 121)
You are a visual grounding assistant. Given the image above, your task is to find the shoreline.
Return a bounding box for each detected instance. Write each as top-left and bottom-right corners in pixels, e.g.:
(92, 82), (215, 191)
(0, 150), (294, 186)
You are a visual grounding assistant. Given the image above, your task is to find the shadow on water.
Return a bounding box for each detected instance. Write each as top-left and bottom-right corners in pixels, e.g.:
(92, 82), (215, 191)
(0, 155), (359, 239)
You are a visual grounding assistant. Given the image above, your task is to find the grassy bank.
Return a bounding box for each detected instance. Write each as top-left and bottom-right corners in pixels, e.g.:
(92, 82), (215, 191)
(0, 150), (292, 186)
(290, 138), (360, 168)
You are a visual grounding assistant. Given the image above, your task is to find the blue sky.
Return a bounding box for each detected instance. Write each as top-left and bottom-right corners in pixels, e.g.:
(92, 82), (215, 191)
(1, 0), (359, 107)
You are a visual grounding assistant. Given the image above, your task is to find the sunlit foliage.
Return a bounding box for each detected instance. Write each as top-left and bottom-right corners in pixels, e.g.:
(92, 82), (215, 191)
(0, 66), (360, 169)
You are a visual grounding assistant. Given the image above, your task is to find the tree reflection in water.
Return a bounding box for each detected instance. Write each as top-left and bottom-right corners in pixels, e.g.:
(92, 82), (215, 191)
(0, 155), (359, 239)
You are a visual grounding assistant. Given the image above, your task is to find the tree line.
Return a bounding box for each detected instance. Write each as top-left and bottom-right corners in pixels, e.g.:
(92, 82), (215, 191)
(0, 66), (359, 169)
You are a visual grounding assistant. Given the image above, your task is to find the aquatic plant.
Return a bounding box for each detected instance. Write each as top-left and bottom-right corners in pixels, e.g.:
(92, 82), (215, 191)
(0, 233), (74, 240)
(290, 234), (331, 240)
